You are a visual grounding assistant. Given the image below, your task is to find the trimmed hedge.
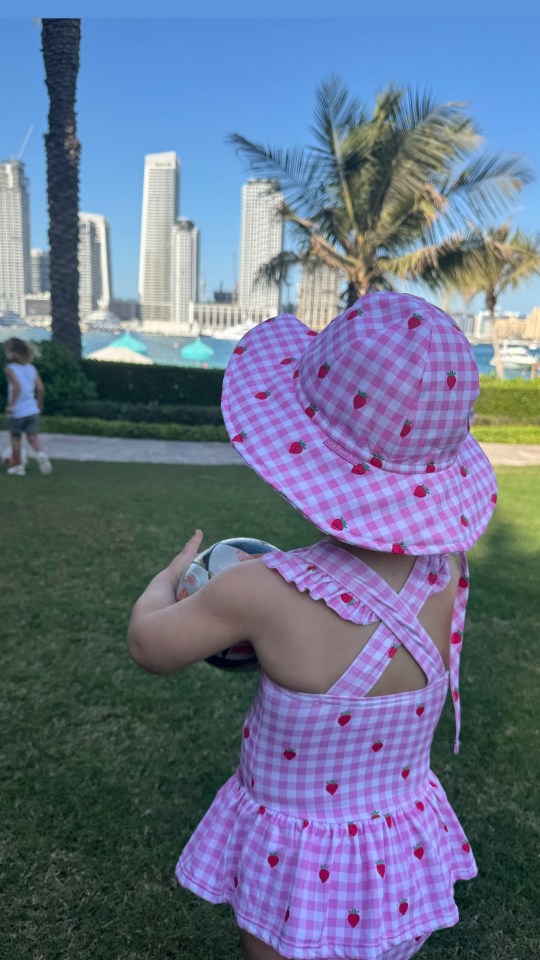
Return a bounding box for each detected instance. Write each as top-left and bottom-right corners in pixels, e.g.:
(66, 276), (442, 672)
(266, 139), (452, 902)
(38, 416), (229, 442)
(471, 424), (540, 444)
(476, 376), (540, 422)
(49, 399), (225, 425)
(83, 359), (224, 406)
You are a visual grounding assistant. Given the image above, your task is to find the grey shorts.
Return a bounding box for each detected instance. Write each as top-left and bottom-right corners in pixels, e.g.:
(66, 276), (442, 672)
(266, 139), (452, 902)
(8, 415), (40, 437)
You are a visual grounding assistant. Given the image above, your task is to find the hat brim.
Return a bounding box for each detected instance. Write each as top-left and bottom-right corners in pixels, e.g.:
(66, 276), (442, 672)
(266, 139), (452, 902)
(221, 316), (497, 554)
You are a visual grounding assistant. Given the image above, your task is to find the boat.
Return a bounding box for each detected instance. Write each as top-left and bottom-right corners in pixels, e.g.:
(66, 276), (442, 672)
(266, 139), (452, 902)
(201, 320), (259, 341)
(490, 341), (538, 369)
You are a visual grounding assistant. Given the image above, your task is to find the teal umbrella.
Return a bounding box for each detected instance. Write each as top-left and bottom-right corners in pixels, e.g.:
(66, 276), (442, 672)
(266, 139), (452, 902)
(108, 332), (148, 355)
(180, 337), (215, 361)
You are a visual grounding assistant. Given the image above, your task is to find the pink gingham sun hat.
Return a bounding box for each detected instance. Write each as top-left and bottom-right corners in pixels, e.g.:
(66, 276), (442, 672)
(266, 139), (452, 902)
(221, 291), (497, 554)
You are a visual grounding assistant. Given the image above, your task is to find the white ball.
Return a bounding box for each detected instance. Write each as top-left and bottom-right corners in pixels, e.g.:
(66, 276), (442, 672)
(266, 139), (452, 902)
(176, 537), (277, 671)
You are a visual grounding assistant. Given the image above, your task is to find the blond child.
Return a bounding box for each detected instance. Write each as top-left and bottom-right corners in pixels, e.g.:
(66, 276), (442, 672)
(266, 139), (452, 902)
(4, 338), (52, 476)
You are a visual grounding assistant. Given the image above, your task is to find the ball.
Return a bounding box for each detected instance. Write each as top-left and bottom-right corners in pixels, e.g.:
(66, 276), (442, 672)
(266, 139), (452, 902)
(176, 537), (277, 671)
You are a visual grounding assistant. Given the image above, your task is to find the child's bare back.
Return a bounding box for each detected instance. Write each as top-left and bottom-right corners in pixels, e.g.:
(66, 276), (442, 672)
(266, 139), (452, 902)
(247, 540), (459, 698)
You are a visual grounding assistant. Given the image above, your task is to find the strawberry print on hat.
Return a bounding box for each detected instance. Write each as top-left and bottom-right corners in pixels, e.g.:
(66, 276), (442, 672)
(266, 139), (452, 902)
(289, 440), (306, 455)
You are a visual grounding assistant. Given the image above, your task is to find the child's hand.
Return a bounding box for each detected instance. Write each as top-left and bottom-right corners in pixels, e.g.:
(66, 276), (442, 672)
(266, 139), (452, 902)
(167, 529), (204, 587)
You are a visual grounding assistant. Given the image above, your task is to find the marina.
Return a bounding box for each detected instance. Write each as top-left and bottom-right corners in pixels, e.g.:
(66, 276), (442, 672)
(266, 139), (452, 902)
(1, 320), (539, 378)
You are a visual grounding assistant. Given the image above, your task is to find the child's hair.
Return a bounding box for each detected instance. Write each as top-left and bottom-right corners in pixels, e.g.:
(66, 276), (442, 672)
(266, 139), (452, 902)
(3, 338), (38, 364)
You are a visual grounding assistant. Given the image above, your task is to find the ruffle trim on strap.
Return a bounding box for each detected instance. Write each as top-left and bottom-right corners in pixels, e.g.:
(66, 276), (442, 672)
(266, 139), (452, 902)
(263, 548), (379, 625)
(262, 546), (452, 627)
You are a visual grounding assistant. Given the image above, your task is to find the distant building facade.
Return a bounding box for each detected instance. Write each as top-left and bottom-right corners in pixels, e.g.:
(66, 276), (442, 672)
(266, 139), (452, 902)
(138, 151), (180, 323)
(30, 248), (50, 294)
(171, 218), (199, 325)
(494, 315), (528, 340)
(524, 307), (540, 340)
(0, 160), (31, 315)
(451, 312), (475, 337)
(238, 179), (283, 316)
(189, 302), (271, 333)
(78, 213), (113, 319)
(109, 298), (141, 322)
(214, 289), (234, 304)
(23, 292), (51, 321)
(297, 262), (343, 331)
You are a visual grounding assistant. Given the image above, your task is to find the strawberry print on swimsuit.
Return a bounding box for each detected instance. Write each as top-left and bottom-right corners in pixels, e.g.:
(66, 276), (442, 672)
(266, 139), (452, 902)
(176, 543), (476, 960)
(221, 292), (497, 554)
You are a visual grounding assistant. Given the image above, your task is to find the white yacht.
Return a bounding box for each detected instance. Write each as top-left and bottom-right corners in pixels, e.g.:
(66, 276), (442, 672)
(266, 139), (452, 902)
(490, 341), (538, 369)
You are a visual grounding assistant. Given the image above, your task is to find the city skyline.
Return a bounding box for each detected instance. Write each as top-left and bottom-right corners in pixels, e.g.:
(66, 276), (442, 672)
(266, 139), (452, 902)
(2, 16), (540, 313)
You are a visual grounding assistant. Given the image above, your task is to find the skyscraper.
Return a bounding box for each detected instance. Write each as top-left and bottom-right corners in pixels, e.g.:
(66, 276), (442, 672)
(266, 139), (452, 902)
(171, 218), (199, 326)
(239, 179), (283, 317)
(78, 213), (113, 319)
(297, 261), (343, 331)
(30, 248), (50, 294)
(0, 160), (31, 315)
(139, 151), (180, 323)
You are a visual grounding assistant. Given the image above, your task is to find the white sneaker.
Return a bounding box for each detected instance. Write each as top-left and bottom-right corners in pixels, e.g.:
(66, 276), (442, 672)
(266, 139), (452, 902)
(7, 464), (26, 476)
(36, 452), (52, 475)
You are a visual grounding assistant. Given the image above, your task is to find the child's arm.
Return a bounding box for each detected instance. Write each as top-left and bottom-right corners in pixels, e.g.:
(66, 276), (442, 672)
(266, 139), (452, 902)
(4, 367), (19, 413)
(35, 372), (45, 411)
(128, 531), (255, 675)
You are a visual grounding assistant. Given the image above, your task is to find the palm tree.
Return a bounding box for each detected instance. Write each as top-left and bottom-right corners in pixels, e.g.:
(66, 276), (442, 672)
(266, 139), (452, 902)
(42, 18), (82, 357)
(228, 77), (533, 309)
(397, 224), (540, 377)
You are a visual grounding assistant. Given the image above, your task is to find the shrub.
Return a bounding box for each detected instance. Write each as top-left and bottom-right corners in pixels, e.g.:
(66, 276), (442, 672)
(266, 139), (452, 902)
(37, 416), (229, 442)
(472, 424), (540, 444)
(51, 399), (225, 425)
(83, 360), (224, 406)
(476, 377), (540, 422)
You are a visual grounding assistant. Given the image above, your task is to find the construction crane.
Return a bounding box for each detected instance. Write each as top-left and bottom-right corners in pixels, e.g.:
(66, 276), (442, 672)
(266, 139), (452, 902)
(14, 125), (34, 161)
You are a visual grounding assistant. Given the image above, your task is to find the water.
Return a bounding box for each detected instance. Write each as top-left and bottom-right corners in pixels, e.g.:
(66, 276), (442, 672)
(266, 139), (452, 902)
(0, 324), (537, 379)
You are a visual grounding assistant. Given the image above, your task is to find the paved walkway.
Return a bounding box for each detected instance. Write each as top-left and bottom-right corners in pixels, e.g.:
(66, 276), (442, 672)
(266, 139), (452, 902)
(1, 431), (539, 466)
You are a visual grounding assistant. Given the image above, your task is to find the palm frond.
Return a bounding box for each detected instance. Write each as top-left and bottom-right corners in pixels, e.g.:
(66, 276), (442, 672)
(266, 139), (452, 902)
(226, 134), (326, 214)
(438, 151), (534, 228)
(310, 75), (365, 152)
(255, 250), (304, 286)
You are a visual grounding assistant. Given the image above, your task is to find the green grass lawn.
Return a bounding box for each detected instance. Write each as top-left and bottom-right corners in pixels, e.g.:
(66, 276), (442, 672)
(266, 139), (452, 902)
(1, 463), (538, 960)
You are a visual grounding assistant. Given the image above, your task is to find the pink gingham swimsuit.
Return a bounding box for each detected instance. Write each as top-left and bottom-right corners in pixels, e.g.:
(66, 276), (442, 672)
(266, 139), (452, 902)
(176, 542), (477, 959)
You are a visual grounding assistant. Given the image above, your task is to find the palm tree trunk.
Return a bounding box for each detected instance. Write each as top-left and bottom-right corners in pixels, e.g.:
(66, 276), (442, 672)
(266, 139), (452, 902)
(486, 290), (504, 379)
(42, 19), (82, 358)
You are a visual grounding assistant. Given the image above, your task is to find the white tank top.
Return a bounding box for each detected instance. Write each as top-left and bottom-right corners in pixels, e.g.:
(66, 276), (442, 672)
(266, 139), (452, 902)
(7, 362), (40, 418)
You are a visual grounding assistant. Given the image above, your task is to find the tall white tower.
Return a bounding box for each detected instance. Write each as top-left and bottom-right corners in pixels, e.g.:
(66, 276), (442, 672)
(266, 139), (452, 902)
(297, 261), (343, 331)
(171, 218), (199, 326)
(78, 213), (113, 319)
(0, 160), (31, 315)
(138, 151), (180, 324)
(238, 179), (283, 317)
(30, 248), (50, 294)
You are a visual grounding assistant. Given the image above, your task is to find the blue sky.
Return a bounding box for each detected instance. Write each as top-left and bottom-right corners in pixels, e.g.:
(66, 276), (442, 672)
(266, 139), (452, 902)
(2, 14), (540, 312)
